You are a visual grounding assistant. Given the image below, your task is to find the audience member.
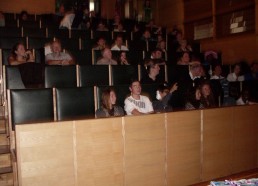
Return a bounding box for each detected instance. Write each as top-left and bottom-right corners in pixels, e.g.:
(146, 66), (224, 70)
(152, 82), (178, 113)
(111, 35), (128, 51)
(185, 86), (204, 110)
(124, 80), (154, 115)
(141, 60), (162, 84)
(96, 48), (117, 65)
(0, 11), (5, 27)
(132, 24), (142, 40)
(150, 48), (165, 64)
(244, 62), (258, 80)
(96, 20), (109, 31)
(141, 29), (154, 41)
(176, 39), (192, 52)
(157, 40), (167, 53)
(200, 81), (216, 108)
(227, 63), (244, 82)
(8, 42), (35, 65)
(204, 51), (219, 66)
(93, 37), (107, 50)
(177, 52), (190, 65)
(236, 89), (257, 105)
(117, 51), (130, 65)
(59, 6), (75, 29)
(169, 60), (202, 109)
(45, 40), (75, 65)
(20, 10), (28, 21)
(114, 23), (125, 32)
(210, 64), (224, 79)
(95, 88), (124, 118)
(71, 6), (90, 29)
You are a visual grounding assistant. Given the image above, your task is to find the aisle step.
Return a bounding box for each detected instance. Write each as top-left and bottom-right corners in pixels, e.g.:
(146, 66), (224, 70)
(0, 172), (13, 186)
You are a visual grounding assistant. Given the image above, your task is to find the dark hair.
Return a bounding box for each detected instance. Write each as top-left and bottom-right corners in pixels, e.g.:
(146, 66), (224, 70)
(145, 59), (158, 73)
(200, 81), (216, 108)
(130, 78), (140, 87)
(185, 86), (202, 109)
(10, 42), (25, 59)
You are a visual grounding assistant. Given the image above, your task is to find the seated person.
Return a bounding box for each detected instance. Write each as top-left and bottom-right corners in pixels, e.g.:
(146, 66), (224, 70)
(117, 51), (130, 65)
(157, 40), (167, 53)
(244, 62), (258, 80)
(236, 89), (256, 105)
(111, 35), (128, 51)
(59, 6), (75, 29)
(200, 81), (216, 108)
(141, 29), (154, 41)
(20, 10), (28, 21)
(93, 37), (107, 50)
(185, 86), (204, 110)
(150, 48), (165, 64)
(210, 64), (224, 79)
(96, 48), (117, 65)
(124, 79), (154, 115)
(227, 63), (244, 82)
(96, 20), (109, 31)
(177, 51), (190, 65)
(152, 82), (178, 113)
(8, 42), (35, 65)
(176, 39), (192, 52)
(141, 60), (162, 84)
(95, 87), (124, 118)
(45, 40), (75, 65)
(114, 23), (125, 32)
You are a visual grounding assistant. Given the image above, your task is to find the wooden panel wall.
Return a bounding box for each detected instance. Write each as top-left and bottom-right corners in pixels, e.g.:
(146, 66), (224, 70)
(0, 0), (55, 14)
(201, 35), (258, 65)
(16, 121), (76, 186)
(157, 0), (184, 32)
(124, 114), (166, 186)
(202, 108), (233, 181)
(232, 106), (257, 173)
(167, 110), (201, 186)
(15, 105), (258, 186)
(75, 118), (124, 186)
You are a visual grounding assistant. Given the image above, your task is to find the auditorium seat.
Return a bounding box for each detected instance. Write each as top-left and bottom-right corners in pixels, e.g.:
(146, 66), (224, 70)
(228, 81), (241, 100)
(71, 29), (91, 39)
(127, 50), (145, 65)
(91, 49), (102, 64)
(141, 83), (159, 101)
(81, 38), (95, 50)
(78, 65), (110, 86)
(22, 27), (46, 38)
(69, 49), (92, 65)
(27, 37), (52, 49)
(91, 30), (112, 43)
(8, 88), (54, 130)
(4, 65), (25, 90)
(0, 37), (26, 49)
(1, 49), (11, 65)
(0, 27), (22, 37)
(111, 65), (139, 85)
(44, 65), (77, 88)
(55, 87), (95, 120)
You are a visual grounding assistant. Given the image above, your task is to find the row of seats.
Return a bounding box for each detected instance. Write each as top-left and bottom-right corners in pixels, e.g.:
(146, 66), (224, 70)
(0, 35), (162, 52)
(0, 46), (147, 66)
(4, 63), (234, 90)
(0, 26), (143, 41)
(8, 84), (163, 130)
(8, 80), (258, 132)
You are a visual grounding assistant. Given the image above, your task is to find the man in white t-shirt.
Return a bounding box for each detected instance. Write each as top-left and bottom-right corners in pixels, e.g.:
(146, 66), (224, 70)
(111, 35), (128, 51)
(124, 80), (154, 115)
